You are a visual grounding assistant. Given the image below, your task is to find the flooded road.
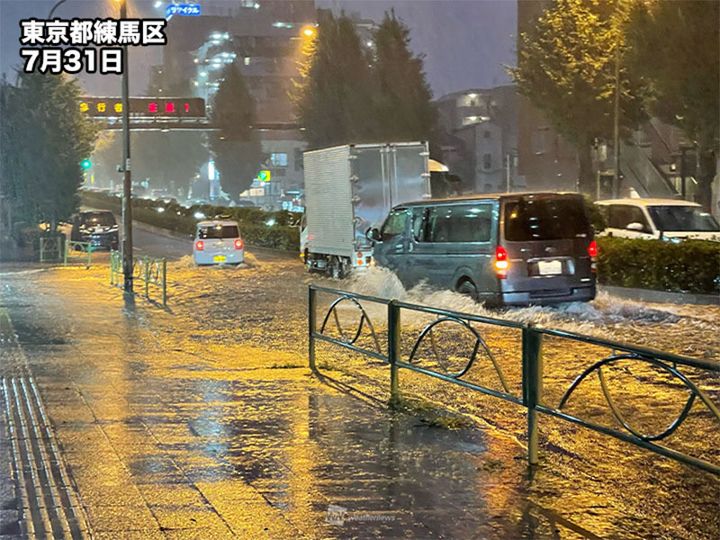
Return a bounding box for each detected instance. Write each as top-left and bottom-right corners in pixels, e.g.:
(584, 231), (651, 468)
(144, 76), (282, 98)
(1, 235), (718, 538)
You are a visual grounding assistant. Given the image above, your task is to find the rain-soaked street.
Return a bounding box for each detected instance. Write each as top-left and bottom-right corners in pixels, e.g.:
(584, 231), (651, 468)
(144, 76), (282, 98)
(1, 227), (718, 539)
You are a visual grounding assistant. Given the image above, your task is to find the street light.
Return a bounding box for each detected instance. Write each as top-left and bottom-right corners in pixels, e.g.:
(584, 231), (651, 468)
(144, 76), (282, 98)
(301, 25), (317, 38)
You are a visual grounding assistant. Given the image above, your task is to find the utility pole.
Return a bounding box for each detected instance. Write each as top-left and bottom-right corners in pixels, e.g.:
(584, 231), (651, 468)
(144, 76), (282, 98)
(505, 153), (511, 193)
(119, 0), (133, 292)
(612, 41), (621, 199)
(679, 146), (688, 200)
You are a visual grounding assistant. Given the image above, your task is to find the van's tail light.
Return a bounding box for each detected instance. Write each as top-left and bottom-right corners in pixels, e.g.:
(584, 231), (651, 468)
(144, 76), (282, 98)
(494, 246), (509, 279)
(195, 240), (204, 251)
(234, 238), (244, 250)
(587, 240), (598, 258)
(588, 240), (598, 273)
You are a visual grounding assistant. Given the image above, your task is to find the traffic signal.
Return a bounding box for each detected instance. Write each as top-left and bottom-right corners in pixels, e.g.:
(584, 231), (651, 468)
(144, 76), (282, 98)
(80, 158), (92, 170)
(258, 170), (271, 183)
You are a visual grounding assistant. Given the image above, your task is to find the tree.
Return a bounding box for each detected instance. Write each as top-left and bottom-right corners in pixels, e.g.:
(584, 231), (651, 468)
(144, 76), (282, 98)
(625, 0), (719, 209)
(293, 11), (376, 148)
(131, 132), (207, 196)
(0, 73), (98, 227)
(0, 76), (22, 233)
(511, 0), (646, 194)
(208, 64), (263, 198)
(372, 11), (437, 142)
(130, 73), (206, 196)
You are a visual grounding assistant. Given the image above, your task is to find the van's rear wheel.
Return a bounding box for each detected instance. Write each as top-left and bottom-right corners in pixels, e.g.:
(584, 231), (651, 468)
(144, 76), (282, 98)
(456, 279), (478, 301)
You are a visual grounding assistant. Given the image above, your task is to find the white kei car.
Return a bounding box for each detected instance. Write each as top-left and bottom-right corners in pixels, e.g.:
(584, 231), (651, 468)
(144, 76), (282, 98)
(193, 220), (245, 265)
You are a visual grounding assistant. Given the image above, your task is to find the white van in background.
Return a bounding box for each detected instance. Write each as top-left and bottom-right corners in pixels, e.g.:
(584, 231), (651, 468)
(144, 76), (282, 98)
(595, 199), (720, 242)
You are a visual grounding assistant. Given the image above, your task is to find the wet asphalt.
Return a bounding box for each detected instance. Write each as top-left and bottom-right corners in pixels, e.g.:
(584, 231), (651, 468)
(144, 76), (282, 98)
(0, 229), (718, 539)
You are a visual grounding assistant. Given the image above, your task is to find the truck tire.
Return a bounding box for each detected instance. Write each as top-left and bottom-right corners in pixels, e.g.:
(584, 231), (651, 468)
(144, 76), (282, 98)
(327, 256), (348, 279)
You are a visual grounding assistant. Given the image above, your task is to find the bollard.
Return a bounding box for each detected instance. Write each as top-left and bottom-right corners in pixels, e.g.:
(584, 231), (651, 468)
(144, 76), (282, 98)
(144, 258), (150, 299)
(86, 244), (92, 269)
(308, 287), (317, 373)
(387, 300), (401, 408)
(39, 238), (44, 263)
(161, 259), (167, 306)
(522, 325), (543, 466)
(63, 238), (68, 266)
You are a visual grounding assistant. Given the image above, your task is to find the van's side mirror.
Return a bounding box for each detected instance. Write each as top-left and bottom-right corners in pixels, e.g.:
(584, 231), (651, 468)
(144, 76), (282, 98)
(626, 222), (645, 232)
(366, 227), (381, 242)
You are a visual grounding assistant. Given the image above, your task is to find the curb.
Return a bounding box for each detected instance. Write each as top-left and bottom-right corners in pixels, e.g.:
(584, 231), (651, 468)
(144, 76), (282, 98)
(599, 285), (719, 306)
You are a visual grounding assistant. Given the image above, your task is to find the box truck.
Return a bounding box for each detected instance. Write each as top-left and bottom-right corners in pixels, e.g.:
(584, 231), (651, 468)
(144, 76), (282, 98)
(301, 142), (430, 277)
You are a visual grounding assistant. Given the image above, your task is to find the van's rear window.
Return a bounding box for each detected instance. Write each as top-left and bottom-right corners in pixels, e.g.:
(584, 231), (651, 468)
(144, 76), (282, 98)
(198, 225), (239, 239)
(504, 197), (590, 241)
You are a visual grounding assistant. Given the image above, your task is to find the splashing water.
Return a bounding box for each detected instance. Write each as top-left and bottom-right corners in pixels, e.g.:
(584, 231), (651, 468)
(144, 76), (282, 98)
(345, 267), (702, 335)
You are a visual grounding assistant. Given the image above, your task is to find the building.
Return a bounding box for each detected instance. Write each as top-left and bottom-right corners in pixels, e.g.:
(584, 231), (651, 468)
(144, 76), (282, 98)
(516, 0), (578, 192)
(435, 85), (518, 193)
(156, 0), (316, 206)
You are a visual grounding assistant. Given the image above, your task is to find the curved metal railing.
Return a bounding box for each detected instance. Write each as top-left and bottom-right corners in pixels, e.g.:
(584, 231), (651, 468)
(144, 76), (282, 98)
(308, 284), (720, 475)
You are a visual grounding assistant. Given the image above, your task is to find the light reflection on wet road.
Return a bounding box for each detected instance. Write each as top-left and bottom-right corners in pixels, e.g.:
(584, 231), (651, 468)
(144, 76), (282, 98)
(0, 233), (718, 538)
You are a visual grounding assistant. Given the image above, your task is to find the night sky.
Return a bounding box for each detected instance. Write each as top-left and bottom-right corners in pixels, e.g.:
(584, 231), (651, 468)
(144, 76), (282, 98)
(0, 0), (516, 98)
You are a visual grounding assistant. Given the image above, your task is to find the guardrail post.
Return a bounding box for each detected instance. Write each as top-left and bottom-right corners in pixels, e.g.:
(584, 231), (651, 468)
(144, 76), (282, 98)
(388, 300), (400, 408)
(522, 325), (543, 466)
(161, 259), (167, 306)
(308, 286), (317, 373)
(144, 257), (150, 299)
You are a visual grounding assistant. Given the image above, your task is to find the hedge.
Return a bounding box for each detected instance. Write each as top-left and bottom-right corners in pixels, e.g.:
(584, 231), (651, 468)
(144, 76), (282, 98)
(597, 237), (720, 295)
(80, 191), (300, 251)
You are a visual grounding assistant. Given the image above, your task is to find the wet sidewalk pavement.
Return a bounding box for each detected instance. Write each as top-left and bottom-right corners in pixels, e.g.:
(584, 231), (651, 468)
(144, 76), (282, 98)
(0, 263), (716, 539)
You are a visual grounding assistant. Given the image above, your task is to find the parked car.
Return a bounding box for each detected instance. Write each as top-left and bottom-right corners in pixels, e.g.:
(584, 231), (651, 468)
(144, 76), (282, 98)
(193, 220), (244, 265)
(70, 211), (119, 250)
(595, 198), (720, 242)
(368, 192), (597, 306)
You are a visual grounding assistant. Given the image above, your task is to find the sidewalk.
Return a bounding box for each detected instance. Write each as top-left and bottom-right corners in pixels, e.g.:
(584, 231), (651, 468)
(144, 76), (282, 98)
(0, 262), (716, 539)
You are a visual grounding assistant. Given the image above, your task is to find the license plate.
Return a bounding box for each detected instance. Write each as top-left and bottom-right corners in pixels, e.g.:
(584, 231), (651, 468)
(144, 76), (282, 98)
(537, 260), (562, 275)
(213, 255), (226, 263)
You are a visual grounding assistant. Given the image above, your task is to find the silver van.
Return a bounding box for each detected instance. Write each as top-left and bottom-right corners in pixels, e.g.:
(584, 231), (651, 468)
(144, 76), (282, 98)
(369, 193), (597, 306)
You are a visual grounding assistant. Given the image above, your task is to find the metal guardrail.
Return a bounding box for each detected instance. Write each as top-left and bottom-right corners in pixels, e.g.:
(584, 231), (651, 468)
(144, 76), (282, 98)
(38, 236), (94, 267)
(308, 285), (720, 475)
(110, 250), (167, 306)
(38, 235), (64, 263)
(64, 240), (93, 268)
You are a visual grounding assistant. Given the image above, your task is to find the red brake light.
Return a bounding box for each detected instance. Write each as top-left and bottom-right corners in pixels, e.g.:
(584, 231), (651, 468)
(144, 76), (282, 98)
(494, 246), (509, 278)
(195, 240), (204, 251)
(587, 240), (598, 258)
(234, 238), (244, 250)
